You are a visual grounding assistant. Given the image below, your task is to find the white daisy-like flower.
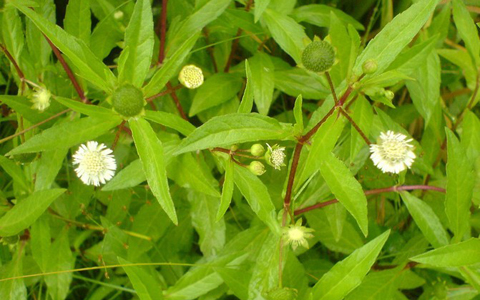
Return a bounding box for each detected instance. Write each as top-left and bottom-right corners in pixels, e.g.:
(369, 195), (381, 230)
(73, 141), (116, 186)
(178, 65), (204, 89)
(31, 87), (51, 112)
(265, 143), (286, 170)
(370, 131), (416, 174)
(282, 219), (314, 250)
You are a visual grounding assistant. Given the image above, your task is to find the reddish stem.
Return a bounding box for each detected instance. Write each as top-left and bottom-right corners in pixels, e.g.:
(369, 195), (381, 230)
(167, 82), (187, 120)
(339, 107), (371, 145)
(44, 37), (88, 103)
(0, 44), (25, 92)
(294, 185), (446, 216)
(112, 120), (126, 150)
(325, 72), (338, 106)
(157, 0), (168, 64)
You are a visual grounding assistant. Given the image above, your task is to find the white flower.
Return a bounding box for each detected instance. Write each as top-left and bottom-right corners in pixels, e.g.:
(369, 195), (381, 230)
(31, 88), (51, 112)
(266, 144), (286, 170)
(283, 219), (314, 250)
(178, 65), (204, 89)
(73, 141), (116, 186)
(370, 131), (416, 174)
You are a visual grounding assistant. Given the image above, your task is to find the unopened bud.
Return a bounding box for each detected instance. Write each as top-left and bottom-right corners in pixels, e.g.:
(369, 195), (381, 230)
(248, 161), (266, 176)
(362, 59), (378, 74)
(384, 90), (394, 100)
(301, 41), (335, 73)
(250, 144), (265, 156)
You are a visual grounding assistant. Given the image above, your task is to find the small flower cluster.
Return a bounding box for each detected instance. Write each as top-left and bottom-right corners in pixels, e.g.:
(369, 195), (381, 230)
(73, 141), (116, 186)
(370, 131), (416, 174)
(245, 143), (286, 176)
(283, 219), (314, 250)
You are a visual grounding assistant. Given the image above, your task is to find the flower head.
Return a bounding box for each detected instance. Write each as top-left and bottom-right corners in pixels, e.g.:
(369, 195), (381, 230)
(265, 144), (286, 170)
(73, 141), (116, 186)
(370, 131), (416, 174)
(31, 87), (51, 112)
(178, 65), (204, 89)
(282, 219), (314, 250)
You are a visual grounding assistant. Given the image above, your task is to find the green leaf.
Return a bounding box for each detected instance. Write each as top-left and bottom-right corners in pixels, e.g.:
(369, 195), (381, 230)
(263, 8), (309, 64)
(400, 192), (449, 248)
(7, 116), (122, 155)
(0, 95), (60, 127)
(452, 0), (480, 65)
(44, 230), (74, 300)
(30, 216), (51, 272)
(64, 0), (91, 45)
(117, 0), (154, 87)
(292, 4), (364, 30)
(189, 191), (226, 257)
(34, 148), (68, 191)
(144, 110), (195, 136)
(233, 164), (280, 234)
(189, 73), (243, 117)
(296, 112), (344, 191)
(0, 155), (29, 191)
(445, 129), (475, 242)
(311, 230), (390, 300)
(0, 189), (66, 236)
(54, 97), (117, 118)
(175, 113), (293, 155)
(0, 250), (27, 300)
(275, 68), (329, 100)
(237, 59), (254, 114)
(118, 257), (164, 300)
(166, 0), (231, 55)
(350, 96), (373, 162)
(129, 118), (178, 225)
(248, 52), (275, 115)
(216, 158), (235, 221)
(319, 152), (368, 236)
(461, 111), (480, 163)
(353, 0), (440, 76)
(293, 94), (304, 131)
(102, 159), (144, 191)
(254, 0), (271, 22)
(13, 2), (116, 92)
(2, 5), (25, 63)
(411, 238), (480, 267)
(143, 33), (199, 98)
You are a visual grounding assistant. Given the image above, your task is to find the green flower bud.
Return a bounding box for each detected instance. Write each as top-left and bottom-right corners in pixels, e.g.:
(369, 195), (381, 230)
(250, 143), (265, 156)
(111, 84), (145, 118)
(301, 41), (335, 73)
(266, 287), (298, 300)
(362, 59), (378, 74)
(230, 144), (239, 152)
(384, 90), (395, 100)
(248, 161), (266, 176)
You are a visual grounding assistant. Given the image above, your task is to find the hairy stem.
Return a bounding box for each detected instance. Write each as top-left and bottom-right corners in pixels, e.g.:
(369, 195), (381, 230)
(0, 44), (26, 92)
(339, 107), (371, 145)
(325, 72), (338, 106)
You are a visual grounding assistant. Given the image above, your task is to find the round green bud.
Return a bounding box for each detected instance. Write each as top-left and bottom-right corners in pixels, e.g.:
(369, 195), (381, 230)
(266, 287), (297, 300)
(111, 84), (145, 118)
(384, 90), (395, 100)
(362, 59), (378, 74)
(2, 235), (19, 245)
(250, 144), (265, 156)
(301, 41), (335, 73)
(230, 144), (239, 152)
(248, 161), (266, 176)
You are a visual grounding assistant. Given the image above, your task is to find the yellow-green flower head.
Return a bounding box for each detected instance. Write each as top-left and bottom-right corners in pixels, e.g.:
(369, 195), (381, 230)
(370, 131), (416, 174)
(301, 41), (335, 73)
(31, 87), (51, 112)
(178, 65), (204, 89)
(282, 219), (314, 250)
(265, 144), (286, 170)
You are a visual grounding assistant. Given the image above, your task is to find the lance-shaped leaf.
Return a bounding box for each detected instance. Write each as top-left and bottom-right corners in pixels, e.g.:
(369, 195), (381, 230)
(216, 158), (235, 221)
(144, 110), (195, 136)
(452, 0), (480, 65)
(411, 238), (480, 267)
(175, 114), (293, 155)
(238, 59), (254, 114)
(118, 257), (164, 300)
(117, 0), (154, 87)
(129, 118), (177, 225)
(311, 230), (390, 300)
(0, 189), (66, 236)
(319, 152), (368, 236)
(7, 116), (122, 155)
(12, 2), (116, 92)
(249, 52), (275, 115)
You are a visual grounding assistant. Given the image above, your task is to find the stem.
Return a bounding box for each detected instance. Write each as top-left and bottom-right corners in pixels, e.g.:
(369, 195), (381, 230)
(282, 143), (302, 226)
(146, 84), (182, 102)
(0, 44), (26, 92)
(45, 37), (88, 103)
(212, 147), (261, 159)
(325, 72), (338, 106)
(339, 107), (371, 145)
(294, 184), (446, 215)
(167, 82), (188, 120)
(112, 120), (126, 150)
(0, 109), (71, 144)
(301, 106), (336, 143)
(157, 0), (168, 64)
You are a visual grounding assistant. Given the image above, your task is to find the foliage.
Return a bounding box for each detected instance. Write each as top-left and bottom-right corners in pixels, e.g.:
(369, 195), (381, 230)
(0, 0), (479, 299)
